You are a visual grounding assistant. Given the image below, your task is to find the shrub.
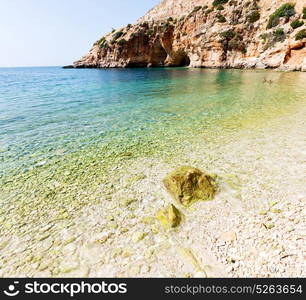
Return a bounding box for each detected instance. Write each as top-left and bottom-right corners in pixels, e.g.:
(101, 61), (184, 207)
(112, 31), (124, 41)
(98, 37), (109, 49)
(295, 29), (306, 40)
(267, 3), (296, 29)
(205, 8), (214, 16)
(167, 17), (173, 22)
(220, 29), (236, 39)
(140, 22), (148, 28)
(187, 12), (193, 18)
(250, 0), (259, 10)
(229, 0), (237, 6)
(147, 29), (154, 36)
(101, 44), (109, 49)
(217, 14), (227, 23)
(274, 28), (285, 42)
(228, 38), (246, 52)
(192, 6), (202, 13)
(303, 7), (306, 19)
(247, 10), (260, 23)
(188, 6), (202, 18)
(290, 19), (304, 29)
(261, 28), (287, 50)
(260, 33), (270, 43)
(276, 3), (295, 17)
(220, 29), (246, 52)
(117, 39), (127, 46)
(161, 22), (171, 32)
(98, 37), (105, 45)
(217, 5), (225, 11)
(213, 0), (228, 7)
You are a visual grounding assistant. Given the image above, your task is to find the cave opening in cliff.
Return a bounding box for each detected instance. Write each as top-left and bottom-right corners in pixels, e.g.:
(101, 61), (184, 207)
(174, 51), (190, 67)
(179, 55), (191, 67)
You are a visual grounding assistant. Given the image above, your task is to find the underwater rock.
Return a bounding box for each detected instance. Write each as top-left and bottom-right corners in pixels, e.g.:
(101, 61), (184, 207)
(156, 204), (181, 229)
(132, 232), (147, 243)
(163, 166), (216, 206)
(263, 223), (275, 230)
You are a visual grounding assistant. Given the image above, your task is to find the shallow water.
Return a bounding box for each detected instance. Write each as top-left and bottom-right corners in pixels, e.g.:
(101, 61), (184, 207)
(0, 67), (305, 277)
(1, 67), (305, 178)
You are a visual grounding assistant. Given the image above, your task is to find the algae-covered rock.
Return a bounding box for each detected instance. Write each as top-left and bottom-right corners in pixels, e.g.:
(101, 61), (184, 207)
(163, 166), (216, 206)
(263, 223), (275, 230)
(156, 204), (181, 229)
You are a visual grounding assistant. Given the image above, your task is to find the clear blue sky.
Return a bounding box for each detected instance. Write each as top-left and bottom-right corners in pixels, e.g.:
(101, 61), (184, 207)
(0, 0), (159, 67)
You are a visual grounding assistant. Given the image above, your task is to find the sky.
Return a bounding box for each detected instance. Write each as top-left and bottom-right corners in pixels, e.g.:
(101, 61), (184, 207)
(0, 0), (159, 67)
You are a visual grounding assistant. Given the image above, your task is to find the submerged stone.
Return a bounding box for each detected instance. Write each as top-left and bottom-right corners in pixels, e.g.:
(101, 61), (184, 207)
(156, 204), (181, 229)
(132, 232), (147, 243)
(163, 166), (217, 206)
(263, 223), (275, 230)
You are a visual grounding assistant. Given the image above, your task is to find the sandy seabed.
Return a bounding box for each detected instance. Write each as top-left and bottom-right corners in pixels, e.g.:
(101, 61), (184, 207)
(0, 90), (305, 278)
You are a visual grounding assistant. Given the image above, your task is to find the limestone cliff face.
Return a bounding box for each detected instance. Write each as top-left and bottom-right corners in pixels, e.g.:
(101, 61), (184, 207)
(73, 0), (306, 71)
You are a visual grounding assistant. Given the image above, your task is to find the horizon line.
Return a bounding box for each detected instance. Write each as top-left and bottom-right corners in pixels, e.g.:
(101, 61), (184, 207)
(0, 65), (64, 68)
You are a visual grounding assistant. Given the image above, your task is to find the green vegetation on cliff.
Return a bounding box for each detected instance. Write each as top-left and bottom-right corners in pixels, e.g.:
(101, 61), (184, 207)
(247, 10), (260, 23)
(290, 19), (304, 29)
(213, 0), (228, 7)
(295, 29), (306, 40)
(261, 28), (286, 50)
(220, 30), (246, 53)
(267, 3), (295, 29)
(216, 13), (227, 23)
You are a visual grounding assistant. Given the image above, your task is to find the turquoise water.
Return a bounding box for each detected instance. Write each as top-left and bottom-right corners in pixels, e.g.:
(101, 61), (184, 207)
(0, 66), (305, 238)
(0, 67), (305, 179)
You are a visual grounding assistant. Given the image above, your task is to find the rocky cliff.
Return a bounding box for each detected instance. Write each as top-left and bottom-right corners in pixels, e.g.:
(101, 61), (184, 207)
(73, 0), (306, 71)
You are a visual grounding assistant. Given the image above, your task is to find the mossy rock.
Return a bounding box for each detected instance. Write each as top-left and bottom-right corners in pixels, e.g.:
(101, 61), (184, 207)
(163, 166), (217, 206)
(156, 204), (181, 229)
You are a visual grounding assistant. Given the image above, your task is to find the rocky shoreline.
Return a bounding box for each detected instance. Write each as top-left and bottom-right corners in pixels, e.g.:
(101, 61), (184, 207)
(70, 0), (306, 71)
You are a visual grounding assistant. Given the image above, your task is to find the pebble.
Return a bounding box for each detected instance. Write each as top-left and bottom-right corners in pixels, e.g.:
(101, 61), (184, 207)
(132, 232), (146, 243)
(219, 231), (237, 243)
